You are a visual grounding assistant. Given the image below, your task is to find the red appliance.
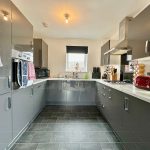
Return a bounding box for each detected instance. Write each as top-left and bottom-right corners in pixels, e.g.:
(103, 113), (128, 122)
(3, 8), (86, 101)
(134, 76), (150, 90)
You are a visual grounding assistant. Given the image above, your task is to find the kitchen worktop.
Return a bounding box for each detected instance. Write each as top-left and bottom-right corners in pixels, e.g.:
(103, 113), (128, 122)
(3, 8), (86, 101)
(33, 78), (150, 104)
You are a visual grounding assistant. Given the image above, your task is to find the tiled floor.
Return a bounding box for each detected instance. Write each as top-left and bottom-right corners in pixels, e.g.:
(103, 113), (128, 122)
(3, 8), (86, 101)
(11, 106), (124, 150)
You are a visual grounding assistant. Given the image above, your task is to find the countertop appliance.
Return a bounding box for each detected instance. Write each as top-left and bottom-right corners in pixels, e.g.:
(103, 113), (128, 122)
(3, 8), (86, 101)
(35, 67), (50, 79)
(92, 67), (101, 79)
(134, 76), (150, 90)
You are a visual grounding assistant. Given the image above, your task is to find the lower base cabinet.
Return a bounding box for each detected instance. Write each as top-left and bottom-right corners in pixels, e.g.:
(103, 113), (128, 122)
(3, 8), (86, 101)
(96, 82), (150, 150)
(0, 93), (12, 150)
(46, 80), (96, 106)
(46, 81), (66, 105)
(33, 82), (46, 117)
(12, 87), (33, 138)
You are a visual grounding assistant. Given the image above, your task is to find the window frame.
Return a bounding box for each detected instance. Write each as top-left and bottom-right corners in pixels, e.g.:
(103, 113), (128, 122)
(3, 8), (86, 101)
(66, 53), (88, 72)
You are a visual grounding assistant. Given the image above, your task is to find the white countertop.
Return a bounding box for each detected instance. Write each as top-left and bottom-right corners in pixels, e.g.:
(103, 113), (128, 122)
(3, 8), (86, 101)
(33, 78), (150, 104)
(95, 79), (150, 104)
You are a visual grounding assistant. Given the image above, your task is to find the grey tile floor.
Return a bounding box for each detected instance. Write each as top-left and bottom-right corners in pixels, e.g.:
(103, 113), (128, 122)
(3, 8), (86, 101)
(11, 106), (124, 150)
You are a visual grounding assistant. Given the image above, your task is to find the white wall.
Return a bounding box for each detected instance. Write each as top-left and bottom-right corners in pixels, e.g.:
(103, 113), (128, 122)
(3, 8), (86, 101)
(136, 57), (150, 75)
(43, 38), (100, 77)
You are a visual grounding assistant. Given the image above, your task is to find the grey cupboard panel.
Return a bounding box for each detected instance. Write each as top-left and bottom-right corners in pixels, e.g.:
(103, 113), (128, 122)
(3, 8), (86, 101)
(11, 1), (33, 52)
(0, 93), (12, 150)
(46, 80), (96, 106)
(33, 39), (48, 68)
(109, 89), (124, 133)
(79, 81), (96, 105)
(101, 41), (110, 66)
(66, 81), (80, 105)
(122, 93), (150, 145)
(0, 0), (11, 94)
(42, 40), (48, 68)
(96, 82), (150, 149)
(46, 81), (66, 105)
(12, 87), (33, 138)
(33, 82), (46, 117)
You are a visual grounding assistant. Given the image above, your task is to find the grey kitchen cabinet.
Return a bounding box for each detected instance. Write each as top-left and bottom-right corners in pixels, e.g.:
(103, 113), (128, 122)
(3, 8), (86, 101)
(66, 81), (96, 106)
(96, 82), (150, 149)
(46, 80), (66, 105)
(12, 86), (33, 138)
(128, 5), (150, 60)
(33, 39), (48, 68)
(101, 40), (110, 66)
(96, 83), (108, 118)
(11, 1), (33, 52)
(121, 93), (150, 149)
(0, 0), (12, 94)
(33, 82), (46, 117)
(66, 81), (81, 105)
(108, 89), (124, 134)
(79, 81), (96, 105)
(0, 93), (12, 150)
(46, 80), (96, 106)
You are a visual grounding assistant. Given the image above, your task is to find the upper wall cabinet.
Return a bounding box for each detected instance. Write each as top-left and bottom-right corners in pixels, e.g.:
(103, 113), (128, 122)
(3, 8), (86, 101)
(11, 2), (33, 52)
(33, 39), (48, 68)
(101, 40), (110, 66)
(128, 5), (150, 59)
(0, 0), (12, 94)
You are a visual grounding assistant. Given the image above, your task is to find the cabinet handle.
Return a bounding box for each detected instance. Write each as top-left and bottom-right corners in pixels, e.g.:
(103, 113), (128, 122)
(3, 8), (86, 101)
(8, 97), (11, 109)
(108, 96), (111, 99)
(31, 87), (34, 95)
(8, 76), (11, 88)
(124, 97), (129, 111)
(101, 104), (105, 108)
(38, 85), (41, 88)
(145, 40), (149, 54)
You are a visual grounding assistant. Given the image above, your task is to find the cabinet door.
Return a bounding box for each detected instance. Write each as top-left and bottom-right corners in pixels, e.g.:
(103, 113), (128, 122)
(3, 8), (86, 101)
(66, 81), (80, 105)
(129, 40), (148, 60)
(12, 87), (33, 138)
(79, 81), (96, 105)
(99, 85), (108, 118)
(33, 82), (46, 117)
(33, 39), (42, 67)
(0, 93), (12, 150)
(46, 81), (66, 105)
(122, 94), (150, 149)
(42, 40), (48, 68)
(95, 83), (102, 110)
(103, 86), (113, 123)
(109, 89), (124, 135)
(0, 0), (11, 94)
(101, 41), (110, 66)
(11, 1), (33, 51)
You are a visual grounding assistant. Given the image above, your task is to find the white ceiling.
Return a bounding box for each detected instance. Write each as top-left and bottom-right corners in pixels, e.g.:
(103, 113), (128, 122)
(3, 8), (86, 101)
(11, 0), (150, 39)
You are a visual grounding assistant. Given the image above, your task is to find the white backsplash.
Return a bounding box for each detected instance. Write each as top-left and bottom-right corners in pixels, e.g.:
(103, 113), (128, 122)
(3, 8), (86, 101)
(136, 57), (150, 75)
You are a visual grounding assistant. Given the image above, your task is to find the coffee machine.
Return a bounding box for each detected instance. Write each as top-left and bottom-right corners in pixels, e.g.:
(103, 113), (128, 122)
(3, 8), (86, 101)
(92, 67), (101, 79)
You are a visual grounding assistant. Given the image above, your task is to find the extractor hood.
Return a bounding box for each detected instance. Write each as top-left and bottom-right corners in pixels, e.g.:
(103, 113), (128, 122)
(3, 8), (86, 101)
(105, 17), (133, 55)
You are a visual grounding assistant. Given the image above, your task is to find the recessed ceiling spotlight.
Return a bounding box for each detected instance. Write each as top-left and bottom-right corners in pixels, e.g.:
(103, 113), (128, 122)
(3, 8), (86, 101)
(42, 22), (48, 28)
(64, 13), (69, 24)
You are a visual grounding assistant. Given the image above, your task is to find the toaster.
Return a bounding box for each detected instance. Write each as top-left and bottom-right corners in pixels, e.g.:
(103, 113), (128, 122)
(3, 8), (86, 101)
(134, 76), (150, 90)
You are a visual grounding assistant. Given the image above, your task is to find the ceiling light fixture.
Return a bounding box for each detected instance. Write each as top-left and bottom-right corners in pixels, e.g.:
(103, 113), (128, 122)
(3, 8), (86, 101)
(1, 10), (9, 21)
(64, 13), (69, 24)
